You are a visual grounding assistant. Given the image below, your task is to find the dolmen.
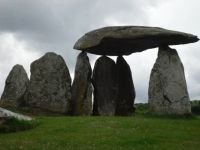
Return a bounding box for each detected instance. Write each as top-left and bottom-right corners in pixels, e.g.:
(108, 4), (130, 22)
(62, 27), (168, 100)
(74, 26), (199, 115)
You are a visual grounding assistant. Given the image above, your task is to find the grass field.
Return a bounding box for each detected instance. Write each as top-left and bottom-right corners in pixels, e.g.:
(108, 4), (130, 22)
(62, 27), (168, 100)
(0, 114), (200, 150)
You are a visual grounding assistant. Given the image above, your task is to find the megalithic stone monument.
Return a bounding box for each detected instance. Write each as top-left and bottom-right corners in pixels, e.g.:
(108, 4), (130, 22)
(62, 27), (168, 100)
(74, 26), (199, 115)
(92, 56), (117, 116)
(28, 52), (71, 114)
(71, 52), (93, 116)
(148, 46), (191, 114)
(115, 56), (135, 116)
(74, 26), (198, 55)
(0, 64), (29, 109)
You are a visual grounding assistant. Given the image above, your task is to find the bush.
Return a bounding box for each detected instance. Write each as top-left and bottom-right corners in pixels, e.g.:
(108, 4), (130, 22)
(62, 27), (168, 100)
(191, 106), (200, 115)
(0, 117), (39, 133)
(191, 100), (200, 115)
(135, 103), (148, 114)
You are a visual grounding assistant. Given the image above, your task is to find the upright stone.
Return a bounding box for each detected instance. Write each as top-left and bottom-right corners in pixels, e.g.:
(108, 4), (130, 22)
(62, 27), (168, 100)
(0, 65), (29, 109)
(115, 56), (135, 116)
(28, 52), (71, 113)
(148, 46), (191, 115)
(92, 56), (117, 116)
(71, 52), (92, 115)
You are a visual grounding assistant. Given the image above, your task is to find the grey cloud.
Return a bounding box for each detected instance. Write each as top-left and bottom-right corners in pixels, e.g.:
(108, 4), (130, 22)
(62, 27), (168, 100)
(0, 0), (157, 51)
(178, 45), (200, 100)
(0, 0), (160, 100)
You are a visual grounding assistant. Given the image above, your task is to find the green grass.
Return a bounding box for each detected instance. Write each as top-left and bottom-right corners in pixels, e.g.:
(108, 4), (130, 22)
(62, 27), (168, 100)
(0, 114), (199, 150)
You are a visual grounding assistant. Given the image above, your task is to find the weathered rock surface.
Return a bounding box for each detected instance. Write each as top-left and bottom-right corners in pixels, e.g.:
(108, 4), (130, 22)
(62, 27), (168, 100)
(74, 26), (199, 56)
(115, 56), (135, 116)
(148, 46), (191, 115)
(28, 52), (71, 113)
(0, 107), (32, 121)
(0, 64), (29, 108)
(92, 56), (117, 116)
(71, 52), (92, 115)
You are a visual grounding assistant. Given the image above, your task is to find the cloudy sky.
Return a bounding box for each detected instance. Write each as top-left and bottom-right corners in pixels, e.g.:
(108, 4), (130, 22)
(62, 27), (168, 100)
(0, 0), (199, 103)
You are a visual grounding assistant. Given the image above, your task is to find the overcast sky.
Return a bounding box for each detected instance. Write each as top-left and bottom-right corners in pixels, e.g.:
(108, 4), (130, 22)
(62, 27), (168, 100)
(0, 0), (199, 103)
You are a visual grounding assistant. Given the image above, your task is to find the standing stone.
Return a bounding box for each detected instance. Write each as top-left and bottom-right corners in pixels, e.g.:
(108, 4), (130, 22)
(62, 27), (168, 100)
(71, 52), (92, 115)
(28, 52), (71, 113)
(0, 65), (29, 109)
(148, 46), (191, 115)
(115, 56), (135, 116)
(92, 56), (117, 116)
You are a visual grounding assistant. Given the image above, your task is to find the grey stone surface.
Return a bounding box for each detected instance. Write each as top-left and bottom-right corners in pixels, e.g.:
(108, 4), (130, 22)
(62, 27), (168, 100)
(71, 52), (92, 116)
(148, 46), (191, 115)
(115, 56), (135, 116)
(74, 26), (199, 56)
(0, 107), (32, 121)
(0, 64), (29, 108)
(28, 52), (71, 113)
(92, 56), (117, 116)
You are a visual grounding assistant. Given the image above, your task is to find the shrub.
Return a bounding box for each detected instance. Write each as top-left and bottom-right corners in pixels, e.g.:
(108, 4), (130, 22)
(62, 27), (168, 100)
(190, 100), (200, 115)
(135, 103), (148, 114)
(191, 106), (200, 115)
(0, 117), (39, 133)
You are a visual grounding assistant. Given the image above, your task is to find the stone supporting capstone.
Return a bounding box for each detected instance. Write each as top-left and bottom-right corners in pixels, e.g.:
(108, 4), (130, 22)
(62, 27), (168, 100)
(0, 64), (29, 109)
(92, 56), (117, 116)
(115, 56), (135, 116)
(71, 52), (92, 116)
(27, 52), (71, 114)
(148, 46), (191, 115)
